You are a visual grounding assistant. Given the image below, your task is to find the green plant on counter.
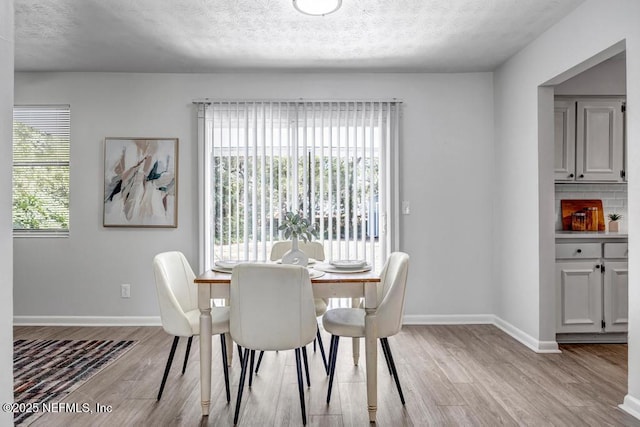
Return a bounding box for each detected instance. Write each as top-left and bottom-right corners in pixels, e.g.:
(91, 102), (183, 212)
(278, 211), (319, 243)
(608, 213), (622, 222)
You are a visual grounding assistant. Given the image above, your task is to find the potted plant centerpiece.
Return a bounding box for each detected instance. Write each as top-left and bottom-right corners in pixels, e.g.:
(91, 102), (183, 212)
(608, 213), (622, 232)
(278, 211), (319, 266)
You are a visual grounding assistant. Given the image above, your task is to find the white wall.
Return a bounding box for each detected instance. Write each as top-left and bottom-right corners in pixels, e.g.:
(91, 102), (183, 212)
(13, 72), (495, 322)
(494, 0), (640, 416)
(1, 0), (14, 423)
(555, 52), (626, 95)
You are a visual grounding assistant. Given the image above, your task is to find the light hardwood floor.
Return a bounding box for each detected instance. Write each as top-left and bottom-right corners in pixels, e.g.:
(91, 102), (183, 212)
(14, 324), (639, 426)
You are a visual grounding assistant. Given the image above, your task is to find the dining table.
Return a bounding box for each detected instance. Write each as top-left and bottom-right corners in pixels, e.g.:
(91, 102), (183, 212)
(194, 264), (382, 422)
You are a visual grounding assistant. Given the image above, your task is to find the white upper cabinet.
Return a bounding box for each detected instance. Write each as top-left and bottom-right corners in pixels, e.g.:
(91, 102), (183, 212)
(554, 98), (625, 183)
(554, 99), (576, 181)
(576, 99), (625, 182)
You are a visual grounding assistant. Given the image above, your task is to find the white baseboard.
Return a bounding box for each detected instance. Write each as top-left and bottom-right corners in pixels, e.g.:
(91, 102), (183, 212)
(13, 316), (161, 327)
(492, 316), (560, 353)
(620, 395), (640, 421)
(403, 314), (560, 354)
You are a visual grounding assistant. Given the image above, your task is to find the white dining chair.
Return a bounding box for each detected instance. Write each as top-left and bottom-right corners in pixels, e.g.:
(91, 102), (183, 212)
(258, 240), (329, 373)
(323, 251), (410, 405)
(153, 251), (231, 402)
(270, 240), (326, 262)
(230, 263), (317, 425)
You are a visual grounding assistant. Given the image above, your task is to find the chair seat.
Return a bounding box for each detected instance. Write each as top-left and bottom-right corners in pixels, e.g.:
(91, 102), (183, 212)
(315, 298), (328, 317)
(185, 306), (230, 336)
(322, 308), (365, 338)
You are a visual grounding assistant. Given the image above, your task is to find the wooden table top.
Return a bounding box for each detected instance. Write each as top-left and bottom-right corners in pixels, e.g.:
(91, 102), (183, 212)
(195, 268), (380, 284)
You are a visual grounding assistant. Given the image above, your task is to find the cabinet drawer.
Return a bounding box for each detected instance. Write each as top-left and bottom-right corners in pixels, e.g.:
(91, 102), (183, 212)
(604, 243), (628, 259)
(556, 243), (601, 259)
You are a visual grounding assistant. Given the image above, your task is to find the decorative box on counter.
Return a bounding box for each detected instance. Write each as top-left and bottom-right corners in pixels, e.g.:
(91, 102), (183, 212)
(561, 199), (604, 231)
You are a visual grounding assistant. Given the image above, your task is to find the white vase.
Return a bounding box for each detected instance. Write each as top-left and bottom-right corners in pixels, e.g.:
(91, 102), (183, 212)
(281, 238), (309, 266)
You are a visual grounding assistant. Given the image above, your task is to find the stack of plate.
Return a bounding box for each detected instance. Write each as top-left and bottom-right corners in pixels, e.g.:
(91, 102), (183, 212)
(212, 260), (247, 273)
(314, 259), (372, 273)
(329, 260), (367, 270)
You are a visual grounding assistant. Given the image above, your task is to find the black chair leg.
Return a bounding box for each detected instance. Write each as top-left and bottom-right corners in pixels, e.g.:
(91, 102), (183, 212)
(302, 346), (310, 387)
(326, 335), (340, 404)
(255, 351), (265, 374)
(248, 350), (256, 387)
(380, 338), (393, 375)
(234, 348), (251, 425)
(182, 336), (193, 375)
(295, 348), (307, 425)
(157, 336), (179, 401)
(381, 337), (405, 405)
(326, 334), (334, 377)
(237, 344), (244, 366)
(220, 334), (230, 403)
(316, 326), (328, 374)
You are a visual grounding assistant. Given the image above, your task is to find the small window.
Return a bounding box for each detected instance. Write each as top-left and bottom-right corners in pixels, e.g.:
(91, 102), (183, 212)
(13, 105), (70, 236)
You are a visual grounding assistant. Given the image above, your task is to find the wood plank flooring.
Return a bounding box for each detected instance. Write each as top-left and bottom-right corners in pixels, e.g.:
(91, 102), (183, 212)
(13, 324), (639, 426)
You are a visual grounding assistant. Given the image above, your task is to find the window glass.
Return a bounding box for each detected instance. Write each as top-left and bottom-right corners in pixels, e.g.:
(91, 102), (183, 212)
(13, 105), (70, 235)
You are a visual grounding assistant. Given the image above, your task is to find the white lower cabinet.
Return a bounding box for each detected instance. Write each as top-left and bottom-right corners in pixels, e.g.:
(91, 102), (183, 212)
(556, 242), (628, 336)
(603, 261), (628, 333)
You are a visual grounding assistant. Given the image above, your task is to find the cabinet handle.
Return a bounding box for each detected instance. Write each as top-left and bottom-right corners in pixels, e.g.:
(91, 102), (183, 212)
(569, 173), (574, 178)
(579, 174), (584, 178)
(576, 249), (582, 253)
(595, 264), (600, 269)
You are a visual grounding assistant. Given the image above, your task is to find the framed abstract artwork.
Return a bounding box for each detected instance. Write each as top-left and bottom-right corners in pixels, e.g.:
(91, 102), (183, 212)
(103, 137), (178, 227)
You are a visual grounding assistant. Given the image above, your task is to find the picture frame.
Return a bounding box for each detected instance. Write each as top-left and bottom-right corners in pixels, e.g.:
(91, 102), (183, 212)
(103, 137), (178, 228)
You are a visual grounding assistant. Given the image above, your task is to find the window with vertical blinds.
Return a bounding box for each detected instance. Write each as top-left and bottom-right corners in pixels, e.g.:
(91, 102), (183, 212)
(13, 105), (70, 235)
(197, 100), (400, 272)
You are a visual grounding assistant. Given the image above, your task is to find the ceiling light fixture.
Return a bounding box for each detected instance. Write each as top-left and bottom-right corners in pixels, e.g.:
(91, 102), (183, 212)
(293, 0), (342, 16)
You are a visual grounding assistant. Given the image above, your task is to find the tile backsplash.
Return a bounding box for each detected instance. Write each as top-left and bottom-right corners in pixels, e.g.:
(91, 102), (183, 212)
(555, 183), (627, 231)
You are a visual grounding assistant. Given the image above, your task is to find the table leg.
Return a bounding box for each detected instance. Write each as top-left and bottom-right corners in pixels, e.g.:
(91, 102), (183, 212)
(225, 332), (233, 367)
(351, 298), (361, 366)
(364, 308), (377, 423)
(199, 289), (212, 416)
(363, 284), (378, 423)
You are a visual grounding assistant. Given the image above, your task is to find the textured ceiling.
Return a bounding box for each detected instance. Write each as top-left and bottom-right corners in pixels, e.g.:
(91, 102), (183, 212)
(14, 0), (585, 73)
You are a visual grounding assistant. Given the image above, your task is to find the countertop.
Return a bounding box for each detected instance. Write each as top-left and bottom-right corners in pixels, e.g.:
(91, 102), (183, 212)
(556, 230), (628, 240)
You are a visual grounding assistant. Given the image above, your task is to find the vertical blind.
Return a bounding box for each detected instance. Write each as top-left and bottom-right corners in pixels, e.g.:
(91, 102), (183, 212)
(198, 100), (400, 272)
(13, 105), (71, 234)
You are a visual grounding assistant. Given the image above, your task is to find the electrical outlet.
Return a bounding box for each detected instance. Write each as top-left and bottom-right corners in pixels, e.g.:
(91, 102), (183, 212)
(402, 200), (410, 215)
(121, 284), (131, 298)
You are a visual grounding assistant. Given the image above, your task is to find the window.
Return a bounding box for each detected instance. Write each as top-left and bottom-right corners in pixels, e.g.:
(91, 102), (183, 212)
(197, 100), (400, 271)
(13, 105), (70, 235)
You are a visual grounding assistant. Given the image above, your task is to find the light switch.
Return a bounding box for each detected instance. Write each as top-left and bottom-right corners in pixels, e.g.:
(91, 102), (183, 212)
(402, 201), (410, 215)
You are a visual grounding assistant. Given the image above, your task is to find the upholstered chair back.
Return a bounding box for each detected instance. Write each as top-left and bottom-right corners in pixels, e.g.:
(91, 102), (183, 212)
(269, 240), (326, 261)
(376, 252), (410, 338)
(230, 264), (317, 351)
(153, 251), (198, 337)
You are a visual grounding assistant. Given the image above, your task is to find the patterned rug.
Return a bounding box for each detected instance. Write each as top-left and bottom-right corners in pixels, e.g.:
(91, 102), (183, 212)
(13, 339), (137, 425)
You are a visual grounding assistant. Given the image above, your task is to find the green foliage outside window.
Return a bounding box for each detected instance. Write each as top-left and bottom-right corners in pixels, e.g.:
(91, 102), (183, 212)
(13, 117), (70, 231)
(212, 154), (378, 244)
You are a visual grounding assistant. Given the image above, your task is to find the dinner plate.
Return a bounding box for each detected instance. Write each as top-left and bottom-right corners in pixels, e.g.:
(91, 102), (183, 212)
(308, 269), (325, 279)
(276, 258), (317, 265)
(314, 263), (372, 274)
(215, 260), (248, 269)
(329, 259), (367, 269)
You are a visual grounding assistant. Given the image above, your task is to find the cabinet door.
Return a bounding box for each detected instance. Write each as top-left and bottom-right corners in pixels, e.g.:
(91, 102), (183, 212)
(554, 100), (576, 181)
(575, 99), (624, 182)
(603, 261), (628, 333)
(556, 261), (602, 333)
